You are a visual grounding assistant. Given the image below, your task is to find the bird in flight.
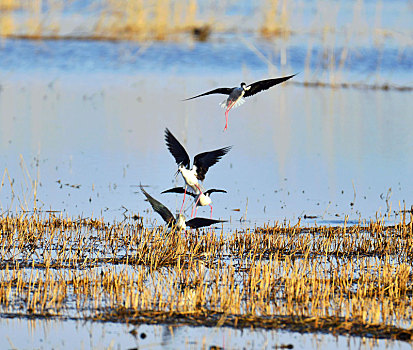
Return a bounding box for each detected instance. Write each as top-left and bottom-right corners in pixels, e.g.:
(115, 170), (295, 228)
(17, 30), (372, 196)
(184, 74), (296, 131)
(140, 185), (225, 230)
(162, 187), (227, 218)
(164, 128), (231, 213)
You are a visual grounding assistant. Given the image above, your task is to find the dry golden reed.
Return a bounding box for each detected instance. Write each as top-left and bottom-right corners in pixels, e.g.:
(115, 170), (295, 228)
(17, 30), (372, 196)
(0, 0), (404, 44)
(0, 211), (412, 340)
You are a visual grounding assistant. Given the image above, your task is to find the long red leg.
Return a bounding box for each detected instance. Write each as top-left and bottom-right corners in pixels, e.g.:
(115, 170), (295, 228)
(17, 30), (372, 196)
(191, 191), (203, 218)
(194, 195), (201, 208)
(179, 186), (187, 214)
(191, 201), (196, 218)
(210, 204), (213, 219)
(195, 184), (204, 196)
(191, 196), (201, 218)
(224, 110), (229, 131)
(223, 101), (236, 131)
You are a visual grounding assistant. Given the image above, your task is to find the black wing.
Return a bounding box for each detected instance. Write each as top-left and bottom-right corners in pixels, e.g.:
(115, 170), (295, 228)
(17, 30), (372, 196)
(165, 128), (190, 168)
(204, 189), (227, 196)
(243, 74), (296, 98)
(193, 146), (232, 181)
(161, 187), (196, 198)
(183, 87), (235, 101)
(140, 185), (175, 225)
(185, 217), (226, 229)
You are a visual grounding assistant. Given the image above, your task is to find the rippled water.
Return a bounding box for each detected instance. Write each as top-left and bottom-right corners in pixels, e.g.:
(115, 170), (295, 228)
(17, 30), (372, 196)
(1, 36), (412, 85)
(0, 318), (410, 350)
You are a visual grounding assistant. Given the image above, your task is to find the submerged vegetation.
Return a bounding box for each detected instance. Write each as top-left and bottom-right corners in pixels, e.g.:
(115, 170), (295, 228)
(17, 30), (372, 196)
(0, 211), (412, 340)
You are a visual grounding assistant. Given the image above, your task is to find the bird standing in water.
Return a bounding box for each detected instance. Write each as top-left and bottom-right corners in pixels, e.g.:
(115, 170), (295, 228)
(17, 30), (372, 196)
(184, 74), (296, 131)
(140, 185), (225, 230)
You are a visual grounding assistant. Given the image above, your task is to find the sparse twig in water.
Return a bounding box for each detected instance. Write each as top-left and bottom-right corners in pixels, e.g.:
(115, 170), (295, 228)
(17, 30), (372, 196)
(351, 180), (356, 207)
(241, 197), (248, 222)
(385, 188), (392, 217)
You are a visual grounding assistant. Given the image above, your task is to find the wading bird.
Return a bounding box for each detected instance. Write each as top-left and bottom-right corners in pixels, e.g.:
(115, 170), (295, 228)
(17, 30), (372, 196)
(140, 185), (225, 230)
(165, 128), (231, 213)
(184, 74), (296, 131)
(162, 187), (227, 218)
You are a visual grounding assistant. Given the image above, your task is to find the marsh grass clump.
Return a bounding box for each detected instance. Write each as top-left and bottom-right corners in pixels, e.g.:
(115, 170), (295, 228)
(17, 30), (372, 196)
(96, 0), (201, 40)
(0, 0), (407, 45)
(0, 0), (203, 41)
(260, 0), (291, 38)
(0, 211), (412, 340)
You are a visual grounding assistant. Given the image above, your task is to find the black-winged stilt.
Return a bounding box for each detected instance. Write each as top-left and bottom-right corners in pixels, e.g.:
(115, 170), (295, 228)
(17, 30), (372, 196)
(164, 128), (231, 213)
(184, 74), (296, 131)
(162, 187), (227, 218)
(140, 185), (225, 230)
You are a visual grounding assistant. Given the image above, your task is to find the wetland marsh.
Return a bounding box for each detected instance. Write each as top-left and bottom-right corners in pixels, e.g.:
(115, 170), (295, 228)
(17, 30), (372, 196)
(0, 0), (412, 348)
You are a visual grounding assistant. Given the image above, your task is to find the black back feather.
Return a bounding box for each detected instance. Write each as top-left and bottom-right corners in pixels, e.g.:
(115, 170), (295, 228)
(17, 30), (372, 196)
(185, 217), (226, 229)
(165, 128), (191, 168)
(184, 87), (234, 100)
(161, 187), (196, 198)
(204, 189), (227, 196)
(243, 74), (296, 98)
(140, 185), (175, 225)
(193, 146), (232, 181)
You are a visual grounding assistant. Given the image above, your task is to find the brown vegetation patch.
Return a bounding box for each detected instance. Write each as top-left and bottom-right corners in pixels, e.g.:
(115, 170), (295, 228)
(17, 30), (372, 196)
(0, 211), (412, 340)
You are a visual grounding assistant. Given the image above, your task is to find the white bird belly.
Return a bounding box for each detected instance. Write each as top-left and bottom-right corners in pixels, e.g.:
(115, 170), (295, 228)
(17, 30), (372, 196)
(197, 194), (211, 207)
(180, 168), (199, 190)
(220, 97), (245, 109)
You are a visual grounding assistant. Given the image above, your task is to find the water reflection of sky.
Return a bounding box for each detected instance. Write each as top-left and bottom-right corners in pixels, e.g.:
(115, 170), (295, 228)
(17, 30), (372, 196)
(0, 70), (411, 228)
(0, 318), (401, 350)
(0, 38), (411, 85)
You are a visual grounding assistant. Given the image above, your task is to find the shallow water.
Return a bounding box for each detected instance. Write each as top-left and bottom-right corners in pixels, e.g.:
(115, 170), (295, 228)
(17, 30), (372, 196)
(0, 3), (412, 347)
(0, 70), (411, 229)
(1, 35), (412, 85)
(1, 3), (412, 229)
(0, 318), (411, 350)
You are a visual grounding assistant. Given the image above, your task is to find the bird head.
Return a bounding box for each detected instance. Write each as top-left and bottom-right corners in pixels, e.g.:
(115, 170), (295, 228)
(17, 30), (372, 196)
(175, 164), (185, 177)
(240, 82), (247, 89)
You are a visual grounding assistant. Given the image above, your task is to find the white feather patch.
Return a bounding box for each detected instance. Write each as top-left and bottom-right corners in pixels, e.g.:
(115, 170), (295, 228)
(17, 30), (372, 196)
(220, 97), (245, 109)
(233, 97), (245, 108)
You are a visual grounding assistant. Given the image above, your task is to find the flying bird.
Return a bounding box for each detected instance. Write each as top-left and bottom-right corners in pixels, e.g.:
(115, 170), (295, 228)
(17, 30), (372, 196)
(162, 187), (227, 218)
(164, 128), (231, 213)
(140, 185), (225, 230)
(184, 74), (296, 131)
